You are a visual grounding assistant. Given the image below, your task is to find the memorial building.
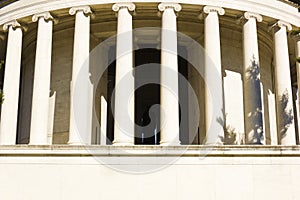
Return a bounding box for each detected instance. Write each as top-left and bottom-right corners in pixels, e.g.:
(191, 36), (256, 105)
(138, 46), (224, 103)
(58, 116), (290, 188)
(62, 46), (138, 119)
(0, 0), (300, 199)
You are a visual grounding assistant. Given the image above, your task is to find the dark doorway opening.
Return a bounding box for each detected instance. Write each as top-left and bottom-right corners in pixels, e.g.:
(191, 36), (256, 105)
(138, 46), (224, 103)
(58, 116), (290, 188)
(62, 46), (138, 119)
(134, 47), (189, 145)
(135, 48), (161, 145)
(106, 46), (189, 145)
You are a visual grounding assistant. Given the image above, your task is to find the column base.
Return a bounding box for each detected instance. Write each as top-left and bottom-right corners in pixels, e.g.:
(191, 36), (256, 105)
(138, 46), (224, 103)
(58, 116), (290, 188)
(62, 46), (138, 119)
(0, 139), (16, 145)
(29, 138), (48, 146)
(29, 142), (48, 146)
(67, 141), (86, 145)
(112, 142), (134, 146)
(159, 141), (181, 146)
(246, 142), (263, 145)
(205, 138), (224, 145)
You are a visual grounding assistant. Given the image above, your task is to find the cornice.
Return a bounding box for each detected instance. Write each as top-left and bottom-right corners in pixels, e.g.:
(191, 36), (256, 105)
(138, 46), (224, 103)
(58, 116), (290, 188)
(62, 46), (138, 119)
(0, 0), (299, 27)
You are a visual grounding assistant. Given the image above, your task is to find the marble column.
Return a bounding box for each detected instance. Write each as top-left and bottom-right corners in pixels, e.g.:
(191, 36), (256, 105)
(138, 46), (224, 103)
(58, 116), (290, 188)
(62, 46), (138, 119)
(68, 6), (93, 144)
(112, 3), (135, 145)
(0, 20), (23, 145)
(273, 20), (296, 145)
(242, 12), (264, 144)
(29, 12), (54, 145)
(203, 6), (225, 144)
(158, 3), (181, 145)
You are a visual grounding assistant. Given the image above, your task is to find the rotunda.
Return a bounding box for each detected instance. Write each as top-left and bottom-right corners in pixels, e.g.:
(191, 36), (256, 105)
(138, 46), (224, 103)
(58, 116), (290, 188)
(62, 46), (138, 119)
(0, 1), (300, 199)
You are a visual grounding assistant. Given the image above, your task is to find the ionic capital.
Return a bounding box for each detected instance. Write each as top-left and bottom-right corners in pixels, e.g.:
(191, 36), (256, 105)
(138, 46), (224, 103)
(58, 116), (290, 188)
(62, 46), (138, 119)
(112, 3), (136, 12)
(32, 12), (54, 23)
(69, 6), (92, 16)
(277, 20), (292, 31)
(244, 12), (263, 22)
(269, 20), (293, 32)
(3, 20), (22, 31)
(203, 6), (225, 16)
(158, 3), (182, 12)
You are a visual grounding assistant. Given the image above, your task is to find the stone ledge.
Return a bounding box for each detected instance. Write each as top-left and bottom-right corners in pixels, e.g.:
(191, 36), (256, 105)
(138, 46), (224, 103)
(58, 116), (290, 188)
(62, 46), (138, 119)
(0, 145), (299, 157)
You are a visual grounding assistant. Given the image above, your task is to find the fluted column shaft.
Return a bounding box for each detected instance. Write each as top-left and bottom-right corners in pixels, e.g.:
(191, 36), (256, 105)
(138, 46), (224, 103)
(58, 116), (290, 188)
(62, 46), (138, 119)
(68, 6), (93, 144)
(30, 12), (54, 145)
(273, 21), (296, 145)
(158, 3), (181, 145)
(112, 3), (135, 145)
(0, 21), (23, 145)
(203, 6), (225, 144)
(242, 12), (264, 144)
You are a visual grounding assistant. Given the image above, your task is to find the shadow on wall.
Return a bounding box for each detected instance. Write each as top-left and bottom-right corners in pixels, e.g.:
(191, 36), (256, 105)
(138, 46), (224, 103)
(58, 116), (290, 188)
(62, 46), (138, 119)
(279, 90), (294, 139)
(217, 56), (266, 145)
(217, 113), (245, 145)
